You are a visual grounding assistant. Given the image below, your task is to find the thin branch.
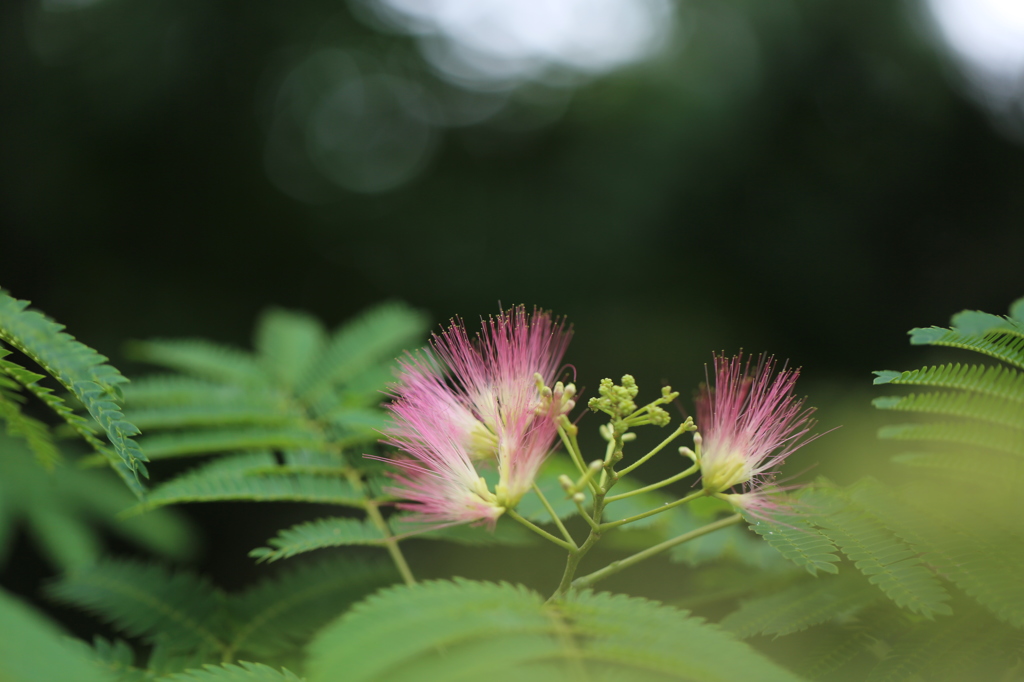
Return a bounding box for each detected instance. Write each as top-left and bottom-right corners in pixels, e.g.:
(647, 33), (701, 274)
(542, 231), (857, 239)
(532, 481), (575, 545)
(572, 514), (742, 591)
(507, 509), (577, 551)
(599, 490), (706, 531)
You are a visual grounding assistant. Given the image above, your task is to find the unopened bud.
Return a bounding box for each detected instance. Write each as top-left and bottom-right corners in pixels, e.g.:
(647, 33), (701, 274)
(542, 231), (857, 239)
(572, 492), (586, 503)
(558, 474), (574, 491)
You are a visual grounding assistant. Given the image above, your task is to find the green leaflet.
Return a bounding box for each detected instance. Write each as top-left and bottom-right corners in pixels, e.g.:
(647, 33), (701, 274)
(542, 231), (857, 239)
(0, 290), (147, 494)
(126, 340), (269, 387)
(872, 363), (1024, 401)
(743, 510), (841, 576)
(47, 559), (230, 654)
(307, 579), (805, 682)
(255, 308), (327, 390)
(909, 325), (1024, 369)
(121, 302), (428, 566)
(121, 376), (267, 407)
(878, 421), (1024, 456)
(849, 479), (1024, 629)
(71, 637), (157, 682)
(0, 372), (61, 468)
(872, 390), (1024, 429)
(871, 296), (1024, 628)
(872, 617), (1019, 682)
(249, 517), (386, 562)
(0, 587), (118, 682)
(720, 572), (877, 638)
(225, 558), (397, 659)
(126, 402), (302, 431)
(132, 452), (364, 512)
(49, 556), (397, 672)
(138, 427), (332, 460)
(296, 302), (427, 399)
(162, 662), (304, 682)
(0, 433), (194, 572)
(801, 486), (952, 618)
(251, 512), (540, 562)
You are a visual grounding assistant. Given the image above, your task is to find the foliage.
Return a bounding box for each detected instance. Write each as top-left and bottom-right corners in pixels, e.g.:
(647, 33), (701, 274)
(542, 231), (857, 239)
(48, 556), (396, 675)
(0, 289), (147, 494)
(5, 290), (1024, 681)
(307, 579), (804, 682)
(0, 434), (192, 571)
(710, 296), (1024, 680)
(0, 290), (192, 572)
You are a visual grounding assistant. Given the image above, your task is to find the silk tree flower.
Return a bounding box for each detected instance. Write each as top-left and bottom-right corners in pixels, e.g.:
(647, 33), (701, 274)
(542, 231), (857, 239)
(694, 353), (817, 509)
(380, 306), (573, 526)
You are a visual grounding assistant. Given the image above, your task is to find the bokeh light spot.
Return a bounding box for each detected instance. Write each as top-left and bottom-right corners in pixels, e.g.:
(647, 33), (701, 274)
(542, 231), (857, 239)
(925, 0), (1024, 137)
(364, 0), (674, 88)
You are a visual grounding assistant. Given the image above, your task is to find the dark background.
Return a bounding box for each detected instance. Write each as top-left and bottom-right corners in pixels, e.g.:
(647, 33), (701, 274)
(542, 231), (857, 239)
(2, 0), (1022, 602)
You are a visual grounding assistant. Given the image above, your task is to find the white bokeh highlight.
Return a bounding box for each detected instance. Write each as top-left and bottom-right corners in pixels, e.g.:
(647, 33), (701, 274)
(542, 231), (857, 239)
(369, 0), (674, 87)
(925, 0), (1024, 136)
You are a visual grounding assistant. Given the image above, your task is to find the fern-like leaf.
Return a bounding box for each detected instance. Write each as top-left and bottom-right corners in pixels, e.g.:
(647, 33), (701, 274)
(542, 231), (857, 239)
(0, 370), (61, 468)
(73, 637), (155, 682)
(225, 557), (396, 659)
(255, 308), (327, 390)
(802, 487), (952, 618)
(307, 579), (805, 682)
(849, 479), (1024, 629)
(720, 573), (878, 638)
(872, 391), (1024, 430)
(890, 451), (1024, 489)
(138, 427), (329, 460)
(127, 340), (268, 386)
(878, 421), (1024, 456)
(0, 290), (146, 492)
(120, 376), (261, 407)
(909, 326), (1024, 369)
(163, 662), (304, 682)
(47, 559), (229, 654)
(297, 302), (427, 399)
(133, 452), (363, 512)
(0, 587), (119, 682)
(125, 400), (302, 431)
(872, 363), (1024, 401)
(744, 512), (841, 576)
(250, 517), (385, 562)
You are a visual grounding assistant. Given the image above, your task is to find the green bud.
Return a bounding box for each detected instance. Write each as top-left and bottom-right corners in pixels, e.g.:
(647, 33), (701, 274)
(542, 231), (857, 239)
(648, 405), (671, 427)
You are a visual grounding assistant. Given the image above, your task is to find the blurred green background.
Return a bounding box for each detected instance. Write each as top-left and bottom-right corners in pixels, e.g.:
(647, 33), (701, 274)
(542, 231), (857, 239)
(2, 0), (1023, 618)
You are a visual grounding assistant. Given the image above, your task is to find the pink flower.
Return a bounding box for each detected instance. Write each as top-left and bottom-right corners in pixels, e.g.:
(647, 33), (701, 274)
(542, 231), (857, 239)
(695, 353), (817, 501)
(381, 306), (572, 526)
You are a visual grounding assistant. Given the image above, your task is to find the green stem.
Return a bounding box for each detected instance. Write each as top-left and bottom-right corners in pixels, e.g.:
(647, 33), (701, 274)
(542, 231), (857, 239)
(558, 425), (588, 477)
(343, 467), (416, 586)
(617, 423), (689, 477)
(532, 482), (575, 545)
(548, 486), (609, 601)
(508, 509), (577, 551)
(574, 497), (601, 531)
(571, 514), (742, 592)
(600, 490), (707, 531)
(604, 463), (700, 503)
(364, 500), (417, 586)
(550, 528), (601, 600)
